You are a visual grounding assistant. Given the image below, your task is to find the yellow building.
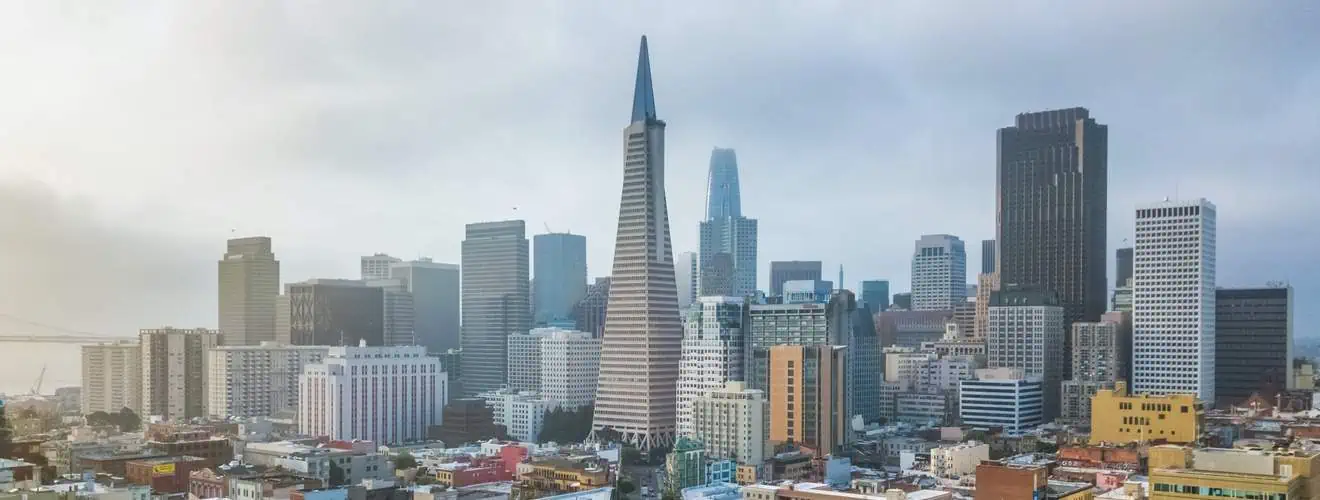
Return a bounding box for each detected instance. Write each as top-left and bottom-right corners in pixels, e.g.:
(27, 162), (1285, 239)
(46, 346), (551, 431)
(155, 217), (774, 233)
(769, 345), (848, 456)
(1089, 381), (1202, 445)
(1146, 446), (1320, 500)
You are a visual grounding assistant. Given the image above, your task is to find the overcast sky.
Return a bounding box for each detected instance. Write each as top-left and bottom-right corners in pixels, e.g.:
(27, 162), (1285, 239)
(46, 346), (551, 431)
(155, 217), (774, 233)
(0, 1), (1316, 337)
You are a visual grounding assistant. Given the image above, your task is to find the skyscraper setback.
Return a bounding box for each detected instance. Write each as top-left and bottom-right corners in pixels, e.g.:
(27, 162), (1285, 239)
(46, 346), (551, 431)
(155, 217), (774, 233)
(461, 220), (530, 395)
(698, 148), (757, 297)
(996, 108), (1108, 377)
(218, 236), (280, 346)
(591, 36), (683, 451)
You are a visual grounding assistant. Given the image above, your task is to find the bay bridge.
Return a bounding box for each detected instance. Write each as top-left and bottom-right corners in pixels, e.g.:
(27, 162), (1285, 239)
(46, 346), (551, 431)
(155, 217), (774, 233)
(0, 334), (135, 344)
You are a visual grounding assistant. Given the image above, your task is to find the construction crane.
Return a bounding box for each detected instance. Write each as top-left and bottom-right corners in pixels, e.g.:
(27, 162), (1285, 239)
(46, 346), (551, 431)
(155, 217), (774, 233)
(30, 364), (46, 396)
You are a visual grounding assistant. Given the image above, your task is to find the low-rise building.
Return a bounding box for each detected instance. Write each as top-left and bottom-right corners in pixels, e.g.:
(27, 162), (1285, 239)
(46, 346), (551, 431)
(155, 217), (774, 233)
(930, 441), (988, 478)
(959, 368), (1044, 433)
(481, 390), (554, 443)
(124, 456), (208, 494)
(512, 457), (610, 498)
(434, 457), (510, 488)
(1147, 445), (1319, 500)
(1089, 381), (1202, 445)
(0, 459), (40, 490)
(241, 441), (393, 485)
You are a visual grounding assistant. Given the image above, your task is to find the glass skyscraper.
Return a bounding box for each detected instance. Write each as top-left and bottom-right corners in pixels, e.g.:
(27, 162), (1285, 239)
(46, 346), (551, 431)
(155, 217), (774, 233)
(860, 280), (890, 313)
(698, 148), (758, 297)
(533, 232), (588, 325)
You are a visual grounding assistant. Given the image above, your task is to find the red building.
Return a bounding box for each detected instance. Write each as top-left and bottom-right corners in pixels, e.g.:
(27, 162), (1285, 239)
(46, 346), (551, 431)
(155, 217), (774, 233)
(190, 468), (228, 499)
(499, 444), (530, 475)
(1056, 446), (1143, 472)
(125, 456), (207, 494)
(434, 457), (511, 487)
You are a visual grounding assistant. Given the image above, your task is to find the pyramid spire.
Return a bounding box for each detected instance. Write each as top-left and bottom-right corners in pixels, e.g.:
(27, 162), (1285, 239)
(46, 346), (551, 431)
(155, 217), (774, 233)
(631, 36), (657, 123)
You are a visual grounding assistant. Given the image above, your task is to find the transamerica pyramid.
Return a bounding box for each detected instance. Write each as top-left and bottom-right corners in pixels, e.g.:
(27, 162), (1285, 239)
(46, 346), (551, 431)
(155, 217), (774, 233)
(589, 35), (683, 451)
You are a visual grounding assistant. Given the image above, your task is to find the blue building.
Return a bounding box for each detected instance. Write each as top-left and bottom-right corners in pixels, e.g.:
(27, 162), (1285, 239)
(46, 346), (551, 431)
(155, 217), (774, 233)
(533, 233), (587, 325)
(860, 280), (890, 313)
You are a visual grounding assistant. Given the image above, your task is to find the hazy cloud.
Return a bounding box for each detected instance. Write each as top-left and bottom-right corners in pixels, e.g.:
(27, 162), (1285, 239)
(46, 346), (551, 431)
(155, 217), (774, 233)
(0, 1), (1316, 335)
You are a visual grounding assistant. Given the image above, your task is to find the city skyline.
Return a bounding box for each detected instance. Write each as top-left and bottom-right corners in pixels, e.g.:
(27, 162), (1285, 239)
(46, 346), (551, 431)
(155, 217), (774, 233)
(0, 3), (1316, 339)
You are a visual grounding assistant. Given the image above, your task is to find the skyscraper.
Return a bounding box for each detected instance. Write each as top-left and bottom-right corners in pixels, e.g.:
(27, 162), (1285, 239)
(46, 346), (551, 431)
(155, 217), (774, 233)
(533, 232), (588, 325)
(218, 236), (280, 346)
(996, 108), (1108, 377)
(591, 37), (683, 451)
(910, 234), (967, 311)
(361, 253), (402, 281)
(81, 341), (142, 415)
(676, 297), (746, 438)
(574, 277), (610, 338)
(860, 280), (890, 313)
(366, 278), (416, 346)
(141, 327), (221, 420)
(768, 261), (822, 297)
(390, 259), (461, 354)
(981, 239), (996, 274)
(698, 148), (757, 297)
(1215, 286), (1292, 407)
(1115, 247), (1133, 289)
(675, 251), (697, 311)
(1132, 199), (1216, 401)
(986, 285), (1064, 420)
(461, 220), (530, 395)
(284, 279), (385, 347)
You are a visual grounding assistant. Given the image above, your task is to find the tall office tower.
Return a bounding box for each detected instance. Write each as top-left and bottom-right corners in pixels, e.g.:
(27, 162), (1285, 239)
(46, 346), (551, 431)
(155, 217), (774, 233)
(1060, 315), (1124, 423)
(698, 252), (736, 296)
(361, 253), (401, 281)
(981, 239), (996, 274)
(1115, 248), (1133, 290)
(891, 293), (912, 311)
(698, 148), (758, 297)
(537, 328), (601, 410)
(768, 261), (822, 297)
(910, 234), (967, 311)
(847, 293), (882, 423)
(996, 108), (1108, 380)
(141, 327), (221, 420)
(590, 37), (683, 451)
(769, 345), (849, 456)
(461, 220), (531, 395)
(574, 277), (611, 338)
(299, 343), (447, 445)
(506, 330), (548, 392)
(676, 297), (746, 438)
(81, 341), (142, 415)
(1215, 286), (1293, 407)
(973, 273), (1000, 339)
(391, 259), (461, 354)
(206, 343), (327, 418)
(986, 285), (1064, 420)
(745, 284), (854, 396)
(1132, 199), (1216, 401)
(218, 236), (280, 346)
(692, 382), (768, 466)
(860, 280), (890, 313)
(675, 251), (697, 311)
(366, 278), (416, 346)
(284, 279), (384, 347)
(533, 233), (588, 325)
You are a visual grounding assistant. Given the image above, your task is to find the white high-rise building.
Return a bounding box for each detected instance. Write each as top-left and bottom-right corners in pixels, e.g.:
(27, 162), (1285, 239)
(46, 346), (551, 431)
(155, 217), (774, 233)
(910, 235), (968, 311)
(81, 341), (142, 415)
(299, 343), (447, 445)
(366, 278), (416, 346)
(676, 297), (746, 438)
(959, 368), (1043, 433)
(207, 343), (328, 418)
(507, 331), (548, 392)
(986, 285), (1065, 419)
(675, 251), (697, 311)
(482, 390), (555, 443)
(691, 381), (767, 465)
(538, 328), (601, 410)
(361, 253), (402, 281)
(1132, 198), (1217, 401)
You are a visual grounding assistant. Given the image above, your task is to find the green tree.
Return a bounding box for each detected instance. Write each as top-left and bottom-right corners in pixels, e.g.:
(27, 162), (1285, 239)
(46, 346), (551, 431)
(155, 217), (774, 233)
(395, 452), (418, 470)
(116, 408), (141, 432)
(620, 447), (642, 467)
(0, 403), (12, 458)
(616, 478), (636, 495)
(85, 411), (113, 427)
(328, 460), (346, 487)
